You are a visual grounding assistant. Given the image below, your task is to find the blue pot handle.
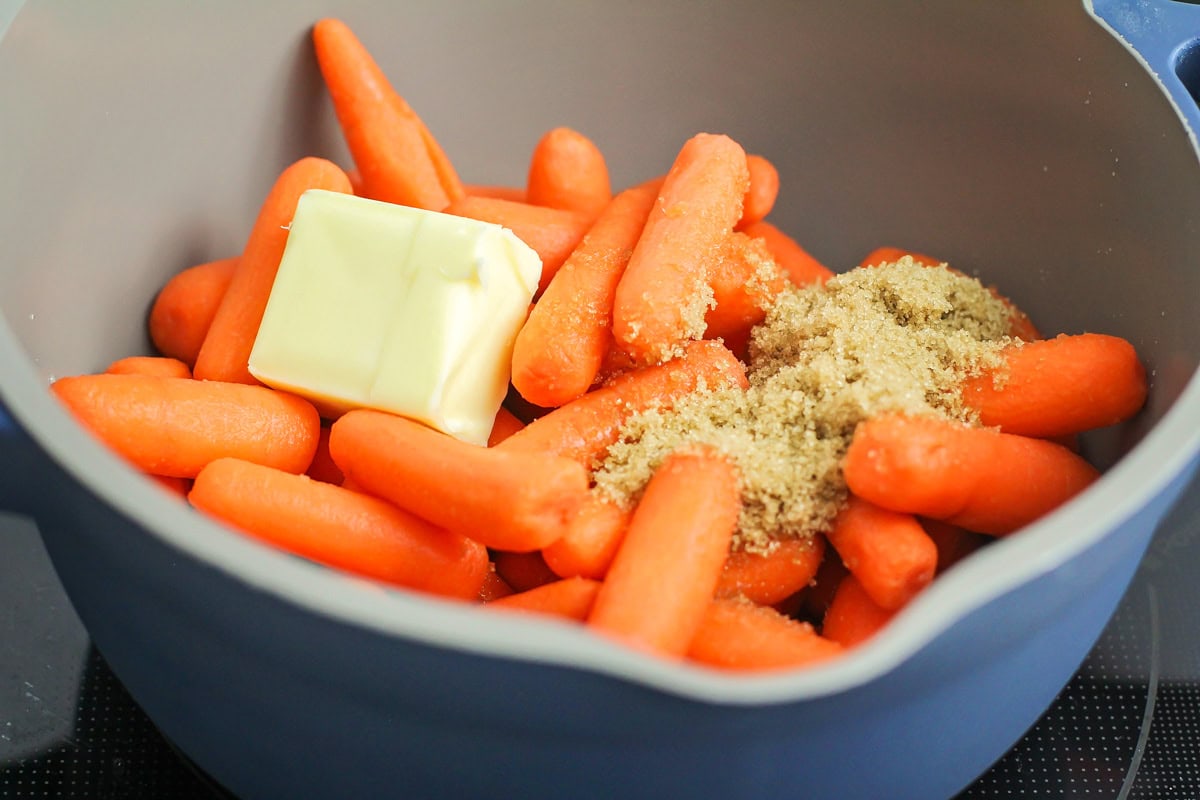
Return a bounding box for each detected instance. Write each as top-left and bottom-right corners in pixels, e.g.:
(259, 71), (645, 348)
(1090, 0), (1200, 135)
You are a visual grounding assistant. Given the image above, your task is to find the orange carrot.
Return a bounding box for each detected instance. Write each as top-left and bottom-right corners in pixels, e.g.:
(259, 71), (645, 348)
(715, 534), (826, 607)
(465, 183), (527, 202)
(612, 133), (751, 365)
(411, 114), (466, 206)
(736, 154), (779, 229)
(541, 494), (631, 580)
(843, 414), (1100, 535)
(961, 333), (1147, 438)
(487, 576), (602, 622)
(740, 220), (834, 286)
(859, 246), (1041, 341)
(588, 447), (740, 657)
(193, 157), (352, 384)
(824, 495), (938, 610)
(487, 406), (526, 446)
(510, 181), (660, 407)
(106, 356), (192, 380)
(52, 374), (319, 478)
(148, 257), (237, 366)
(526, 127), (612, 221)
(499, 339), (747, 465)
(477, 567), (515, 602)
(492, 550), (560, 593)
(306, 426), (344, 485)
(822, 574), (896, 648)
(415, 126), (465, 206)
(190, 458), (489, 599)
(704, 231), (788, 342)
(312, 18), (462, 209)
(920, 518), (987, 573)
(329, 409), (589, 552)
(687, 598), (843, 671)
(444, 195), (591, 294)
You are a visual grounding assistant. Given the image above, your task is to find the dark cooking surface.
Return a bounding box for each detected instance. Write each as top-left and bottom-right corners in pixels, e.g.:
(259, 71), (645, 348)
(2, 472), (1199, 800)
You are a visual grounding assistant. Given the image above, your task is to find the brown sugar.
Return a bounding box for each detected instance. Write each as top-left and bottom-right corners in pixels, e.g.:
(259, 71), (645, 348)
(593, 256), (1019, 552)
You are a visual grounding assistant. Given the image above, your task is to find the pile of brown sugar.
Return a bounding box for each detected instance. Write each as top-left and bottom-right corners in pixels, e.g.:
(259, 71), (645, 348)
(593, 256), (1021, 552)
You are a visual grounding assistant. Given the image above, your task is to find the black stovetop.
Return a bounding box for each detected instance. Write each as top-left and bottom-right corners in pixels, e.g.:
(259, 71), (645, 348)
(3, 475), (1199, 800)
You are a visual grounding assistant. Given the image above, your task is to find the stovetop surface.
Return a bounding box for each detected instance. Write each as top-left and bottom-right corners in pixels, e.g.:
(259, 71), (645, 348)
(2, 475), (1199, 800)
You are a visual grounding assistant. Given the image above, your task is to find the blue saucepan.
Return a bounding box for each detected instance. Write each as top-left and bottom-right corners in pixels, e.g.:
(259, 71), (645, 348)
(2, 1), (1199, 797)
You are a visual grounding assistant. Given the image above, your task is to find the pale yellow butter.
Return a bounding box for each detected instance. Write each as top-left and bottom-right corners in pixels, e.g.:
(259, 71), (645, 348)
(248, 189), (541, 445)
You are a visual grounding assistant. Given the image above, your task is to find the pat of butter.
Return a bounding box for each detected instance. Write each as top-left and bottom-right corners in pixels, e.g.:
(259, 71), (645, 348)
(248, 189), (541, 445)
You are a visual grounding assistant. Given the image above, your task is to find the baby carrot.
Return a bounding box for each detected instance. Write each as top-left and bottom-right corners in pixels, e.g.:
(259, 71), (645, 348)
(492, 550), (560, 594)
(525, 127), (612, 221)
(541, 494), (631, 580)
(612, 133), (751, 365)
(704, 231), (788, 342)
(715, 534), (826, 607)
(739, 220), (834, 286)
(52, 374), (320, 478)
(687, 598), (843, 671)
(588, 447), (740, 657)
(822, 574), (896, 648)
(487, 577), (602, 622)
(312, 18), (462, 209)
(498, 339), (747, 465)
(148, 256), (237, 366)
(843, 414), (1100, 535)
(193, 157), (352, 384)
(961, 333), (1147, 438)
(510, 181), (661, 407)
(305, 426), (344, 485)
(444, 195), (591, 294)
(106, 356), (192, 380)
(329, 409), (590, 552)
(736, 154), (779, 229)
(465, 184), (527, 202)
(190, 458), (489, 600)
(487, 406), (526, 447)
(824, 495), (938, 611)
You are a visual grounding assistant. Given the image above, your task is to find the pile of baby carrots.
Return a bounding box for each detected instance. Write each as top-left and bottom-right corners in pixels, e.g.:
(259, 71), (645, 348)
(49, 18), (1149, 672)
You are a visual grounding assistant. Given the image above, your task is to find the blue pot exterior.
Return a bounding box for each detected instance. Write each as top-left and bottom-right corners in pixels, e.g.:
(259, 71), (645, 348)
(29, 450), (1196, 800)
